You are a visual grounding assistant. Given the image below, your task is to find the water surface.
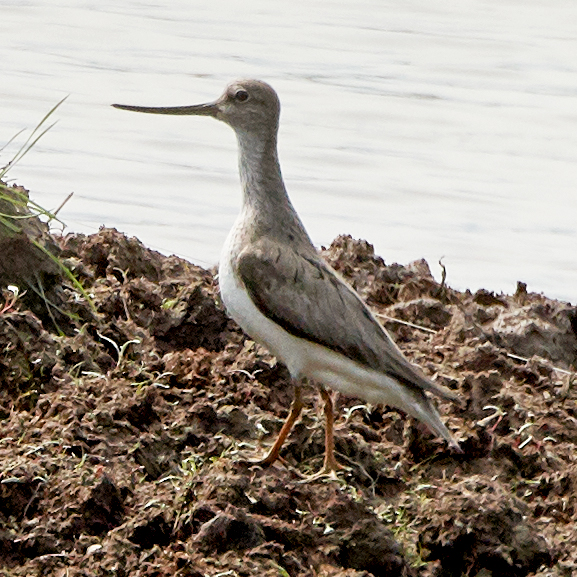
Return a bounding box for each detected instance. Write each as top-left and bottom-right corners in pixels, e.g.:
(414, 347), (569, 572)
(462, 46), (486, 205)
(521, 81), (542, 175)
(3, 0), (576, 302)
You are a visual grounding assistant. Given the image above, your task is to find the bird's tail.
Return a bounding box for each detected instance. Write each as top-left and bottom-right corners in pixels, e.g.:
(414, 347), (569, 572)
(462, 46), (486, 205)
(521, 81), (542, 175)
(409, 392), (462, 452)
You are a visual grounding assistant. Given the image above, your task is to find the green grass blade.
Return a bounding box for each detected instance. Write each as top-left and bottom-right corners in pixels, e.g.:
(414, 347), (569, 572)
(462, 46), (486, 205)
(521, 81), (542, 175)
(0, 95), (68, 179)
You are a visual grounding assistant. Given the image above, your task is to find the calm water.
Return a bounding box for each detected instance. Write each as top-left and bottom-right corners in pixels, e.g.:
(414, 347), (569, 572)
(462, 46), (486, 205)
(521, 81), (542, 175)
(3, 0), (577, 303)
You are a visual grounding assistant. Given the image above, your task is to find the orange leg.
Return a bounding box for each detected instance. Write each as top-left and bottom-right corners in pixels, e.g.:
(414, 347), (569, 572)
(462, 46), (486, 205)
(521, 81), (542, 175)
(319, 387), (340, 474)
(256, 385), (303, 467)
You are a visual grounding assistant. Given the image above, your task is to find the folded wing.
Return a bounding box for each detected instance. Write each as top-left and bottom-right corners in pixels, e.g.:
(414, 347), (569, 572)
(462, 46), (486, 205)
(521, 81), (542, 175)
(237, 239), (458, 402)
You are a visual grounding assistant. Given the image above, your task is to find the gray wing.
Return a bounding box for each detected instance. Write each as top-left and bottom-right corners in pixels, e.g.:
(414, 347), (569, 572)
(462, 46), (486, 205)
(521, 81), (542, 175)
(236, 239), (457, 401)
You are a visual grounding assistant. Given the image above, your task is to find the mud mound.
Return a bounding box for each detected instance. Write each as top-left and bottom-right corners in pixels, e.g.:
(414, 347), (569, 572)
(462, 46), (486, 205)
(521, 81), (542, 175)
(0, 229), (576, 576)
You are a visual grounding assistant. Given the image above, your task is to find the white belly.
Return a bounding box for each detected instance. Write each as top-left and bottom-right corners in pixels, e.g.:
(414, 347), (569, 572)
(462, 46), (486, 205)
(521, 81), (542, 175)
(219, 247), (309, 377)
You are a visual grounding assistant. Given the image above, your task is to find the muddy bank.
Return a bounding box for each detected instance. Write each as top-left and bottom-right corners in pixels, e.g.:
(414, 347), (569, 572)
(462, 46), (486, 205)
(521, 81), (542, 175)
(1, 222), (576, 576)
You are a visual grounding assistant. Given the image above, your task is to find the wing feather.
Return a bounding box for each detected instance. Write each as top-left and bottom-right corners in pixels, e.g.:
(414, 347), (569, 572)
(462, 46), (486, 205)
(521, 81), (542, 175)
(236, 239), (457, 401)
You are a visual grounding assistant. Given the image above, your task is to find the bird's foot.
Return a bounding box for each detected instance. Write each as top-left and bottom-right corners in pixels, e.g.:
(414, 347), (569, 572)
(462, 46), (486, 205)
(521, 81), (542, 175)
(239, 452), (284, 469)
(240, 452), (350, 483)
(296, 457), (350, 484)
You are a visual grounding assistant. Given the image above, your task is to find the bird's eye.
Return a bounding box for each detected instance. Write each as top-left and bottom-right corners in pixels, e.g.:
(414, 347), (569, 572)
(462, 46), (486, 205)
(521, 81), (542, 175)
(234, 89), (249, 102)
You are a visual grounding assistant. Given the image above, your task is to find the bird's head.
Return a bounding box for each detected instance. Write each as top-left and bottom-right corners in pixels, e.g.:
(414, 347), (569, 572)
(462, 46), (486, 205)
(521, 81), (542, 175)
(112, 79), (280, 136)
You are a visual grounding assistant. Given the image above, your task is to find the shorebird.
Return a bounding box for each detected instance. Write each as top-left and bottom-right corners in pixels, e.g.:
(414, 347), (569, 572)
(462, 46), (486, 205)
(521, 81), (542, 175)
(113, 79), (460, 476)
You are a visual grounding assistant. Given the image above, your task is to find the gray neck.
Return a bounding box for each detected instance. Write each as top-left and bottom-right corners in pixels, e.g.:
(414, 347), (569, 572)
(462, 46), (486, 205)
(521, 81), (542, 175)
(235, 128), (313, 247)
